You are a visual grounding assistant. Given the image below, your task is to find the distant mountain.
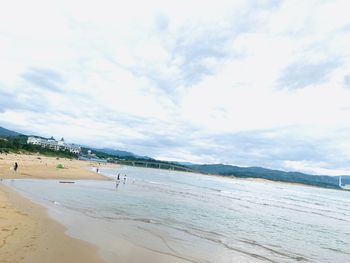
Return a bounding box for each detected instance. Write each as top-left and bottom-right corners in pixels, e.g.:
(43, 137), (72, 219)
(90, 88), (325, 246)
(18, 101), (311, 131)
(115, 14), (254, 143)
(91, 147), (152, 160)
(174, 161), (197, 166)
(0, 126), (21, 137)
(1, 125), (348, 189)
(96, 148), (136, 157)
(341, 176), (350, 185)
(188, 164), (349, 189)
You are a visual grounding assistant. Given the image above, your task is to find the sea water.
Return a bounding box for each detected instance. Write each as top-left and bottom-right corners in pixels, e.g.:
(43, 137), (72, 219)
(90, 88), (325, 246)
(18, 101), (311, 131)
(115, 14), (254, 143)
(3, 166), (350, 262)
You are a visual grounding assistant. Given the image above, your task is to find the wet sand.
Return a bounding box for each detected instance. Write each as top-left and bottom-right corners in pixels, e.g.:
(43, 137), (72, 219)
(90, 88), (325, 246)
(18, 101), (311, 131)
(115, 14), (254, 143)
(0, 153), (112, 263)
(0, 184), (106, 263)
(0, 153), (195, 263)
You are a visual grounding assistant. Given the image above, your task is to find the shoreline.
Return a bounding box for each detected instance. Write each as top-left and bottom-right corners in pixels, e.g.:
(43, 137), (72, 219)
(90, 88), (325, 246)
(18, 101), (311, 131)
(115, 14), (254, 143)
(0, 184), (106, 263)
(1, 155), (348, 263)
(1, 153), (343, 263)
(117, 164), (339, 191)
(0, 153), (113, 263)
(2, 181), (197, 263)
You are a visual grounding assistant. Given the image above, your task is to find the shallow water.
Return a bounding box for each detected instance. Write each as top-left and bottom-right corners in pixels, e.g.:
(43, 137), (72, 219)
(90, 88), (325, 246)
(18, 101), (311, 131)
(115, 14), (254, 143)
(3, 166), (350, 262)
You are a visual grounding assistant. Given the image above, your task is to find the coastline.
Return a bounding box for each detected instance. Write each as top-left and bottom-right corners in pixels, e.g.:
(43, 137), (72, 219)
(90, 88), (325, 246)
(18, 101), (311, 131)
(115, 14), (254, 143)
(0, 153), (113, 263)
(1, 155), (348, 262)
(0, 184), (106, 263)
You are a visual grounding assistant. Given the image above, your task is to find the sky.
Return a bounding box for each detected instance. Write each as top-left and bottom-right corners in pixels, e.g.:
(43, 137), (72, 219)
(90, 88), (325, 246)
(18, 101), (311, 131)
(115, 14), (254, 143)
(1, 0), (350, 175)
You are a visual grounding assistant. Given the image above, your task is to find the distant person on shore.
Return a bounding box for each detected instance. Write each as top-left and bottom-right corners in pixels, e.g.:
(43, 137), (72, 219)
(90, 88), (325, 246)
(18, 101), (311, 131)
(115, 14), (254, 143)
(123, 174), (127, 184)
(117, 173), (120, 181)
(13, 162), (18, 172)
(96, 167), (99, 173)
(115, 180), (120, 190)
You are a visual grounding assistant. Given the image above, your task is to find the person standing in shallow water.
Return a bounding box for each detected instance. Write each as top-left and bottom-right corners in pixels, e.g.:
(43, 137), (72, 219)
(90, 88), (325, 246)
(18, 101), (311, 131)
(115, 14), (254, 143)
(115, 173), (121, 190)
(13, 162), (18, 172)
(123, 174), (127, 184)
(115, 180), (120, 190)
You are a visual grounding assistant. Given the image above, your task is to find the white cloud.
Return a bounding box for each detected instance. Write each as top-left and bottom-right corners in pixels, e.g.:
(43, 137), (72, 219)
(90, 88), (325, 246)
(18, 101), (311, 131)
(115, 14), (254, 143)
(283, 160), (350, 176)
(1, 0), (350, 175)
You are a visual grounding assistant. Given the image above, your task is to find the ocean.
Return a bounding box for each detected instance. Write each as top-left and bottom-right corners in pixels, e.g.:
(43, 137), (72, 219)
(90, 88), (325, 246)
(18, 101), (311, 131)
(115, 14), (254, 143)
(3, 166), (350, 262)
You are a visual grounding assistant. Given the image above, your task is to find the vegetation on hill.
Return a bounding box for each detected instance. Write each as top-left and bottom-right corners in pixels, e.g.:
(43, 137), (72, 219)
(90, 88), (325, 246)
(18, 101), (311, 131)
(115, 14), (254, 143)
(95, 148), (138, 158)
(0, 126), (21, 137)
(80, 147), (135, 160)
(0, 135), (77, 159)
(188, 164), (347, 189)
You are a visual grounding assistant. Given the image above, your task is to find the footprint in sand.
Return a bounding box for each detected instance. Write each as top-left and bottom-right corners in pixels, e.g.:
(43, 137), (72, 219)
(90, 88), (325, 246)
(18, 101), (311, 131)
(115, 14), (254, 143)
(15, 211), (28, 216)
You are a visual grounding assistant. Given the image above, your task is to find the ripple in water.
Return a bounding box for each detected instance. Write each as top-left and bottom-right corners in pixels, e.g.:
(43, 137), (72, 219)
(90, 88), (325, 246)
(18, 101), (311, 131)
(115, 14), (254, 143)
(4, 166), (350, 263)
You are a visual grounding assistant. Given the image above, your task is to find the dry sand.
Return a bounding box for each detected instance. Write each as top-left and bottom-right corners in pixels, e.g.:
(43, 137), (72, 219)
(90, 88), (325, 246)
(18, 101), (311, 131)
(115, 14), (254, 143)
(0, 153), (114, 180)
(0, 153), (114, 263)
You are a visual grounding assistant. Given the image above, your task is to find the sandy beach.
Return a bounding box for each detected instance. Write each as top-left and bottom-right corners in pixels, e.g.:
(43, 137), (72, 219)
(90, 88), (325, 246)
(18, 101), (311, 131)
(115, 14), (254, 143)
(2, 153), (347, 263)
(0, 153), (113, 263)
(0, 185), (106, 263)
(0, 154), (192, 263)
(0, 153), (112, 180)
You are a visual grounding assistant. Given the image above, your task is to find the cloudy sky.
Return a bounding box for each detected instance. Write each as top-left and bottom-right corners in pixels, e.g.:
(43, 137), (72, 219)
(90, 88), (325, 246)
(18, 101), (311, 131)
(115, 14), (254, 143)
(1, 0), (350, 175)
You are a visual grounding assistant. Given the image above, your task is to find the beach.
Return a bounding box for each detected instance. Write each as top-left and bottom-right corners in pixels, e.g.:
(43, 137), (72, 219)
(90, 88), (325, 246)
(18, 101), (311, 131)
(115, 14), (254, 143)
(0, 153), (112, 263)
(1, 154), (350, 263)
(0, 153), (110, 180)
(0, 185), (105, 263)
(0, 154), (198, 263)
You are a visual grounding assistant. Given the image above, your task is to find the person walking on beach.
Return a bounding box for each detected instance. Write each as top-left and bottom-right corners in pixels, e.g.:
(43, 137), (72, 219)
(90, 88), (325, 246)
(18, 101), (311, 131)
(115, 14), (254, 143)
(13, 162), (18, 172)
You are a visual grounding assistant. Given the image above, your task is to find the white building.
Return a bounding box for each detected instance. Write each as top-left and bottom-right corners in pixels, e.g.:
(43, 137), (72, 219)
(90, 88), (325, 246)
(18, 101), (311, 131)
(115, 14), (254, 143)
(57, 138), (65, 146)
(27, 136), (81, 154)
(27, 136), (45, 145)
